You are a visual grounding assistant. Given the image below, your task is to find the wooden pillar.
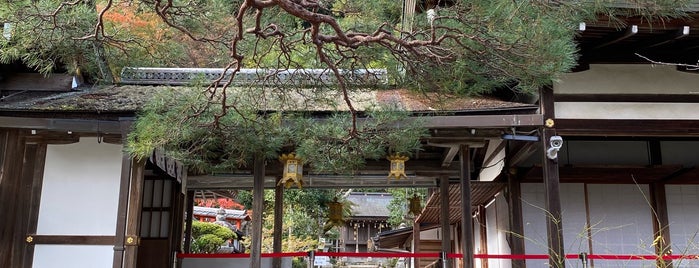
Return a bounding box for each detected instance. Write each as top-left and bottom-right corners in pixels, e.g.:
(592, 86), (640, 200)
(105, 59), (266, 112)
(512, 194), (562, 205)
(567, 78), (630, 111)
(440, 176), (451, 267)
(184, 190), (195, 253)
(21, 143), (47, 268)
(650, 183), (673, 268)
(113, 145), (133, 268)
(541, 128), (564, 267)
(540, 86), (564, 268)
(251, 153), (265, 268)
(506, 168), (525, 268)
(413, 220), (421, 268)
(460, 145), (474, 268)
(273, 177), (284, 268)
(124, 158), (146, 268)
(0, 130), (26, 268)
(477, 205), (488, 268)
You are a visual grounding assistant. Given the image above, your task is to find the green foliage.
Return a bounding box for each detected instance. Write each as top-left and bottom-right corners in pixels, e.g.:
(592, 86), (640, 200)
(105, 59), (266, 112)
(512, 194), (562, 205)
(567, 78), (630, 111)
(127, 88), (426, 175)
(191, 221), (236, 253)
(0, 0), (100, 76)
(4, 0), (693, 93)
(386, 188), (427, 227)
(294, 108), (427, 174)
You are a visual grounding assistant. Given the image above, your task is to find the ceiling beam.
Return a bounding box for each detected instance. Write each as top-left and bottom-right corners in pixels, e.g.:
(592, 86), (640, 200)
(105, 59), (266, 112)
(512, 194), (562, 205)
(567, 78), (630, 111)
(593, 25), (638, 49)
(641, 26), (690, 49)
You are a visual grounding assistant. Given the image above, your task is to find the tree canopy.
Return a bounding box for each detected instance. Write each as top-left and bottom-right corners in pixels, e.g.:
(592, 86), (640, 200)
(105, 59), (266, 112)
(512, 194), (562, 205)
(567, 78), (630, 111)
(1, 0), (693, 172)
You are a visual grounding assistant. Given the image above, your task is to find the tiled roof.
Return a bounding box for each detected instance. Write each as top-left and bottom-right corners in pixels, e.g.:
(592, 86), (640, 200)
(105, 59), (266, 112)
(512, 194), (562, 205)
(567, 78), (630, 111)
(193, 206), (250, 221)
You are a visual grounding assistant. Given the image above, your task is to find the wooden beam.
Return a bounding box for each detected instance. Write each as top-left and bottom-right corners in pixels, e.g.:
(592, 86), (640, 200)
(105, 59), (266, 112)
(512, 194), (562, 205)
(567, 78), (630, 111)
(642, 26), (690, 49)
(0, 73), (73, 91)
(441, 146), (459, 168)
(26, 235), (115, 245)
(0, 116), (123, 133)
(412, 220), (421, 268)
(250, 154), (265, 268)
(593, 25), (638, 49)
(555, 119), (699, 137)
(422, 114), (542, 128)
(460, 145), (474, 268)
(554, 93), (699, 103)
(522, 165), (685, 184)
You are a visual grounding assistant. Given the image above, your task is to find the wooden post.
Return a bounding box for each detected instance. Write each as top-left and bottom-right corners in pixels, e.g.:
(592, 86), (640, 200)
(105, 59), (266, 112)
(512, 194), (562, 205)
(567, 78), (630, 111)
(273, 177), (284, 268)
(413, 220), (421, 268)
(21, 143), (47, 268)
(440, 176), (451, 267)
(113, 147), (133, 268)
(460, 144), (474, 268)
(184, 190), (195, 253)
(506, 168), (525, 268)
(0, 130), (26, 268)
(124, 158), (146, 268)
(540, 86), (564, 268)
(251, 153), (265, 268)
(541, 129), (564, 268)
(112, 120), (132, 267)
(650, 183), (673, 268)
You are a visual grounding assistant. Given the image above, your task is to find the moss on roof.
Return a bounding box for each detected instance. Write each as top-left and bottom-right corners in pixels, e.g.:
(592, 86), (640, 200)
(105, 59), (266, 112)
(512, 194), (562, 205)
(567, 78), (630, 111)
(0, 85), (536, 113)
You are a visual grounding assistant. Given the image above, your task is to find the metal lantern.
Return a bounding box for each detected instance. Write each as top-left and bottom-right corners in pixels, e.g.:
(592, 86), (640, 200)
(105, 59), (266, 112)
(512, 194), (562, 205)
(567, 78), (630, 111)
(279, 153), (303, 189)
(387, 154), (409, 180)
(408, 194), (422, 215)
(326, 198), (345, 227)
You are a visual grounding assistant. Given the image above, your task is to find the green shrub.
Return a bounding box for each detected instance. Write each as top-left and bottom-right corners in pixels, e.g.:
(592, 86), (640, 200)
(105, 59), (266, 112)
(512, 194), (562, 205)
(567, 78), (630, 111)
(190, 221), (237, 253)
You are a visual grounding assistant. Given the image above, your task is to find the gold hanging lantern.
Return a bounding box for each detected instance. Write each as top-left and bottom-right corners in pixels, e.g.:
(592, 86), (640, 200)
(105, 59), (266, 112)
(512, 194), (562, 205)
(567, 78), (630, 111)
(279, 153), (303, 189)
(326, 198), (345, 227)
(408, 194), (422, 215)
(387, 153), (409, 180)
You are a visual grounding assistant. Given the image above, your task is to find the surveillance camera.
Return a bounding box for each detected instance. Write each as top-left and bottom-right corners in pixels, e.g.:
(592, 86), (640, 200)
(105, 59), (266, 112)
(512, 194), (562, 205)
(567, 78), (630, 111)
(549, 136), (563, 150)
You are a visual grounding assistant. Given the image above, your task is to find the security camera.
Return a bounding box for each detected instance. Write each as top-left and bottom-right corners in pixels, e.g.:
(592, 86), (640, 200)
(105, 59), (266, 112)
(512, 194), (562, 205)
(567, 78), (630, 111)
(547, 136), (563, 160)
(549, 136), (563, 149)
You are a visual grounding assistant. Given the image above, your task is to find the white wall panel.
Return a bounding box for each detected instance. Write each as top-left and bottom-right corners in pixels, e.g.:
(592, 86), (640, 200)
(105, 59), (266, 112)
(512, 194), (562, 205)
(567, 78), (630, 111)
(666, 185), (699, 267)
(522, 183), (588, 268)
(33, 245), (113, 268)
(554, 64), (699, 94)
(485, 194), (511, 268)
(587, 184), (654, 267)
(36, 137), (122, 235)
(555, 102), (699, 120)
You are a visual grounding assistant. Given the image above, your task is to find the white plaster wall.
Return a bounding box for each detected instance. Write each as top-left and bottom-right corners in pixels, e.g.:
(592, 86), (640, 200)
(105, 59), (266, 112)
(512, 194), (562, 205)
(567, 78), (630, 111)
(473, 216), (483, 268)
(666, 185), (699, 267)
(485, 194), (511, 268)
(36, 137), (122, 235)
(553, 64), (699, 120)
(587, 184), (655, 268)
(554, 64), (699, 94)
(478, 139), (505, 181)
(521, 183), (588, 268)
(33, 245), (113, 268)
(555, 102), (699, 120)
